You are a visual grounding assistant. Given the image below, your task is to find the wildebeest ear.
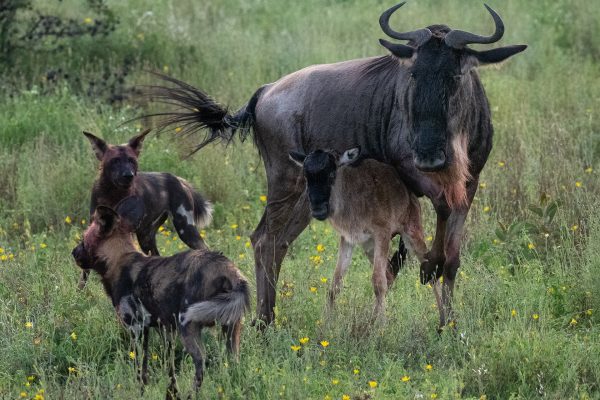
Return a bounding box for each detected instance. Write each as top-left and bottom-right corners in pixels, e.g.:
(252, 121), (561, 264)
(288, 151), (306, 167)
(94, 206), (120, 236)
(466, 45), (527, 68)
(339, 146), (361, 166)
(83, 131), (108, 161)
(115, 196), (145, 231)
(127, 128), (151, 156)
(379, 39), (414, 59)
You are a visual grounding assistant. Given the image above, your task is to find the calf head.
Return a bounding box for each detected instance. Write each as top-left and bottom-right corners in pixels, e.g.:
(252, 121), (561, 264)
(72, 196), (145, 273)
(289, 147), (361, 220)
(83, 129), (151, 189)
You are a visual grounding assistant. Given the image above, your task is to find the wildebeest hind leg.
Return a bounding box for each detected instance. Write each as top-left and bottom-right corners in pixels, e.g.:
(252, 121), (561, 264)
(251, 190), (311, 327)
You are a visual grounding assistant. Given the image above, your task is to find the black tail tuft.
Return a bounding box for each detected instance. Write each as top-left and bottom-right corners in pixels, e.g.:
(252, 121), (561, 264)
(388, 238), (408, 278)
(141, 72), (262, 155)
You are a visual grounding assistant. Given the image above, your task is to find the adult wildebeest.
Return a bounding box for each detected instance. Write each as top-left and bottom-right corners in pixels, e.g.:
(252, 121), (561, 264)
(78, 129), (212, 289)
(72, 196), (249, 395)
(289, 147), (427, 316)
(148, 2), (526, 329)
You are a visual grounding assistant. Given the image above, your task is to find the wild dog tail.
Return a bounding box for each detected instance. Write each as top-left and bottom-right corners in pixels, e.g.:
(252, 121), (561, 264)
(191, 190), (213, 229)
(179, 281), (250, 327)
(143, 72), (266, 155)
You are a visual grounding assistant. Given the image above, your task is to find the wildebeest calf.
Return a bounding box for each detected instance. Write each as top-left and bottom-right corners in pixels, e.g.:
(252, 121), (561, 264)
(290, 147), (428, 318)
(78, 129), (212, 289)
(72, 197), (249, 394)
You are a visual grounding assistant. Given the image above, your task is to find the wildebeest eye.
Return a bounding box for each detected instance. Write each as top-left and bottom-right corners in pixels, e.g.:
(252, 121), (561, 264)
(453, 74), (463, 81)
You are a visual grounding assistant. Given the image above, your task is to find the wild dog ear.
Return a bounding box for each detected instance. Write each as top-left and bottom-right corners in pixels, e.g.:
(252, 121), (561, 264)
(127, 128), (151, 156)
(288, 151), (306, 167)
(83, 131), (108, 161)
(379, 39), (414, 59)
(338, 146), (361, 166)
(94, 206), (120, 237)
(115, 196), (145, 231)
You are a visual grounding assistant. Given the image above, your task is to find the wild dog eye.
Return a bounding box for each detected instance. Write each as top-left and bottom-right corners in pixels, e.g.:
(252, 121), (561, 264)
(453, 74), (463, 81)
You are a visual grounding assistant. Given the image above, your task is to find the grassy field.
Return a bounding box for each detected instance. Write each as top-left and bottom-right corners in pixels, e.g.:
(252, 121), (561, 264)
(1, 0), (599, 398)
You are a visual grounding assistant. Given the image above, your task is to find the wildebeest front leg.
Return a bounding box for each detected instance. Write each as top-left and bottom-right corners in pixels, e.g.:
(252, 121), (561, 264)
(328, 237), (354, 308)
(251, 189), (311, 326)
(434, 179), (478, 329)
(140, 327), (150, 385)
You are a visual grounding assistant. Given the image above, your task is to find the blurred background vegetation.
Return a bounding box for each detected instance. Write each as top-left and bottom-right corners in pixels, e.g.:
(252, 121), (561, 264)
(0, 0), (599, 399)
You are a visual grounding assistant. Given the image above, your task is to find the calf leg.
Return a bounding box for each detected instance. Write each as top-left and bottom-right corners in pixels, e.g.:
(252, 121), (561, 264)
(252, 189), (311, 326)
(372, 234), (391, 318)
(77, 270), (90, 290)
(179, 322), (204, 390)
(328, 237), (353, 308)
(403, 198), (428, 264)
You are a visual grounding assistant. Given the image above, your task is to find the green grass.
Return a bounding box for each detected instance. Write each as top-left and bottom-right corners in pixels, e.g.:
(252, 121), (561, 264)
(1, 0), (600, 398)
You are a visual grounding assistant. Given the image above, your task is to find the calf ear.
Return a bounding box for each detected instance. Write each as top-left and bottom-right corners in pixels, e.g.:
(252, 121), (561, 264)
(83, 131), (108, 161)
(115, 196), (145, 231)
(339, 146), (361, 166)
(288, 151), (306, 167)
(94, 206), (120, 237)
(127, 128), (151, 156)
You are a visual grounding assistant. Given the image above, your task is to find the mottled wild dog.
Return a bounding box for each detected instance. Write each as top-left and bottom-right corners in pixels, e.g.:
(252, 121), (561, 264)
(71, 197), (249, 393)
(78, 129), (212, 289)
(290, 147), (428, 318)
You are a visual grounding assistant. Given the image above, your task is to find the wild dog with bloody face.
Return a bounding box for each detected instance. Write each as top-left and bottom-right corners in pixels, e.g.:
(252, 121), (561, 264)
(71, 197), (249, 394)
(78, 129), (212, 289)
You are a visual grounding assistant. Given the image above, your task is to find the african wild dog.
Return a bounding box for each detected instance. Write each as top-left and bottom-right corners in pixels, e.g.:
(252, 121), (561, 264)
(71, 196), (249, 394)
(78, 129), (212, 289)
(290, 147), (428, 318)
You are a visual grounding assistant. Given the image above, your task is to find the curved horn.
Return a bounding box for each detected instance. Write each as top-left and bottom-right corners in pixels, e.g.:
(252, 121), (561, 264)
(379, 2), (432, 45)
(445, 4), (504, 49)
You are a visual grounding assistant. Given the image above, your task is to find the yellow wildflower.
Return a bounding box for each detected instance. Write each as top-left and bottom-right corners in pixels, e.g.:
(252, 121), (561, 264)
(343, 395), (350, 400)
(68, 367), (76, 374)
(479, 182), (486, 189)
(290, 345), (301, 352)
(532, 313), (539, 320)
(200, 230), (206, 238)
(431, 394), (438, 399)
(497, 161), (505, 167)
(571, 225), (578, 231)
(586, 309), (593, 316)
(0, 247), (3, 254)
(570, 318), (577, 326)
(511, 309), (517, 317)
(245, 241), (251, 248)
(320, 340), (329, 348)
(34, 394), (43, 400)
(310, 287), (317, 293)
(235, 235), (242, 240)
(27, 376), (35, 382)
(585, 167), (593, 173)
(230, 224), (238, 229)
(575, 181), (582, 188)
(25, 322), (33, 328)
(152, 353), (158, 361)
(158, 226), (164, 232)
(426, 235), (433, 242)
(83, 17), (93, 24)
(65, 216), (72, 224)
(425, 364), (433, 371)
(527, 243), (535, 250)
(368, 380), (378, 388)
(0, 255), (7, 261)
(20, 392), (27, 398)
(401, 375), (410, 382)
(320, 277), (328, 283)
(129, 351), (136, 359)
(239, 254), (246, 259)
(70, 331), (77, 341)
(353, 368), (360, 375)
(331, 379), (339, 385)
(259, 195), (267, 202)
(483, 206), (490, 213)
(40, 243), (47, 249)
(299, 337), (309, 345)
(316, 244), (325, 252)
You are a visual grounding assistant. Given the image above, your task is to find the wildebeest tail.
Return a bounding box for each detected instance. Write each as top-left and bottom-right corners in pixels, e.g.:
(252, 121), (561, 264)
(179, 281), (250, 327)
(144, 72), (265, 155)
